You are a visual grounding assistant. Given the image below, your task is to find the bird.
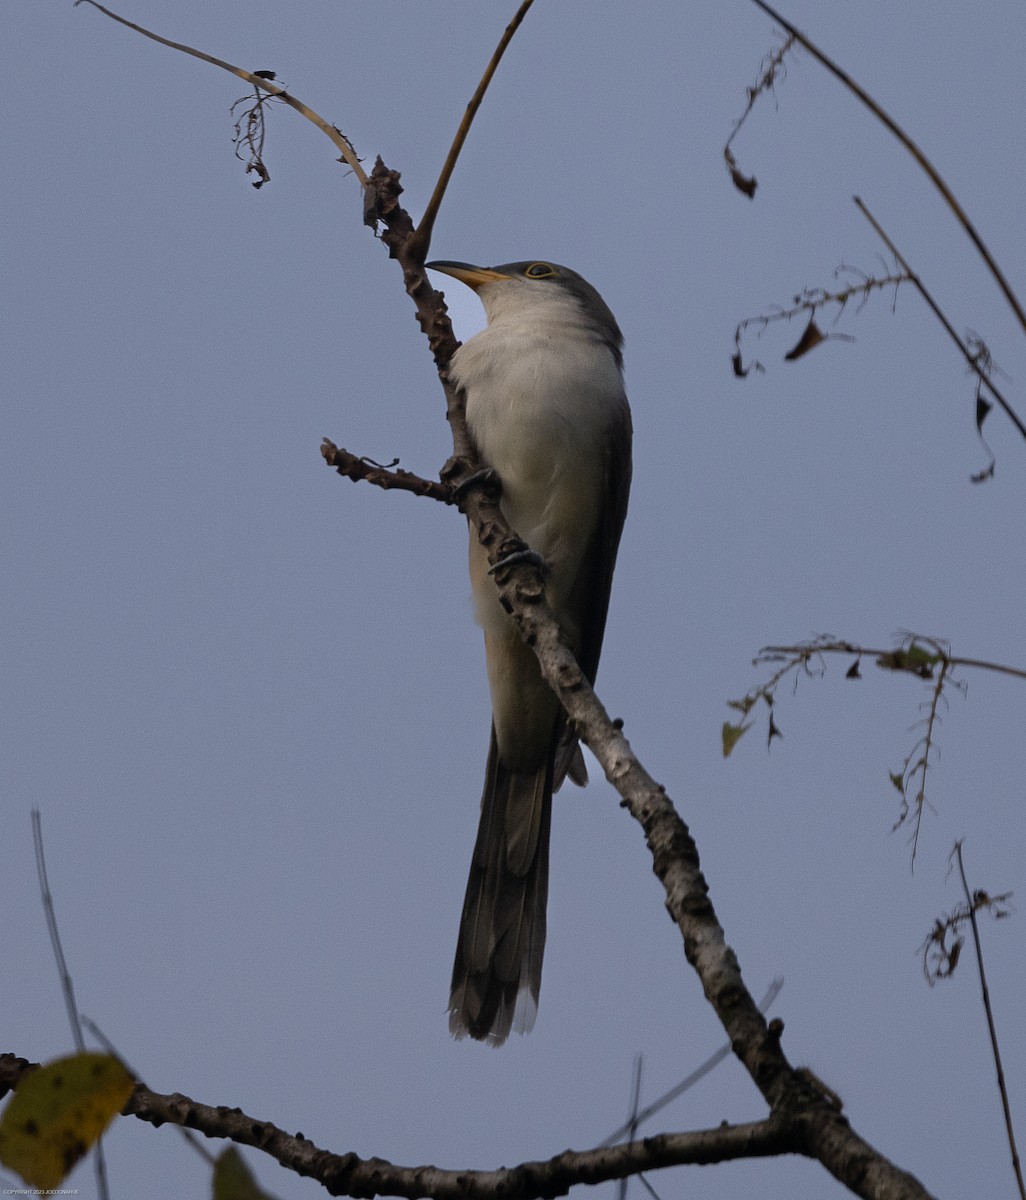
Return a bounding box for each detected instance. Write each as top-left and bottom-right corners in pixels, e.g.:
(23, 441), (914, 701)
(426, 259), (632, 1045)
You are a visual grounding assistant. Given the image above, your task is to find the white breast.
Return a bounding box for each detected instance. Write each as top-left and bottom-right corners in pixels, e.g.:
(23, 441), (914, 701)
(450, 285), (625, 575)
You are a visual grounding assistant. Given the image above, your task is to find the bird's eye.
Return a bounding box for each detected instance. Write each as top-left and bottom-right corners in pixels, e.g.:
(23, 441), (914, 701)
(524, 262), (556, 278)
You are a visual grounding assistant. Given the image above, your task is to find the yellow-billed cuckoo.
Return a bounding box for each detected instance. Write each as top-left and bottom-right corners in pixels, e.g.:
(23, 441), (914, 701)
(427, 259), (632, 1045)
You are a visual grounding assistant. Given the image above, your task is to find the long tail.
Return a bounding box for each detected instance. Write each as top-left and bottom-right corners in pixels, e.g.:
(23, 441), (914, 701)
(449, 730), (553, 1045)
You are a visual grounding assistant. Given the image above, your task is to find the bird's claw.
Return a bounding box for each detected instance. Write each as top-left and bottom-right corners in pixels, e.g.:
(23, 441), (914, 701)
(451, 467), (499, 502)
(488, 547), (546, 576)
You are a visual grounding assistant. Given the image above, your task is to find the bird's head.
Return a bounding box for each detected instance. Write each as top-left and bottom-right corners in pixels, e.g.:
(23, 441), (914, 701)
(427, 259), (623, 364)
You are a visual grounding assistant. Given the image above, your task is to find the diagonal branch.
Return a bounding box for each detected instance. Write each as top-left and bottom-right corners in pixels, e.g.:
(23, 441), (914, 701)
(953, 845), (1026, 1200)
(65, 7), (938, 1195)
(410, 0), (536, 260)
(349, 46), (938, 1200)
(854, 196), (1026, 446)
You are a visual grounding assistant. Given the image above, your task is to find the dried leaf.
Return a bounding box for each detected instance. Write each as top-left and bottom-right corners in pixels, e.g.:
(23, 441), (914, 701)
(729, 166), (757, 198)
(784, 317), (826, 361)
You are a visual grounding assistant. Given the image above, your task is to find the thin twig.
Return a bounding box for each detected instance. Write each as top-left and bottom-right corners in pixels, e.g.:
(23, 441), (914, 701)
(616, 1056), (644, 1200)
(905, 659), (949, 866)
(723, 32), (797, 197)
(954, 843), (1025, 1200)
(81, 1016), (218, 1168)
(320, 440), (454, 503)
(746, 0), (1026, 340)
(600, 979), (784, 1148)
(758, 640), (1026, 685)
(75, 0), (367, 184)
(32, 810), (111, 1200)
(410, 0), (536, 260)
(854, 197), (1026, 447)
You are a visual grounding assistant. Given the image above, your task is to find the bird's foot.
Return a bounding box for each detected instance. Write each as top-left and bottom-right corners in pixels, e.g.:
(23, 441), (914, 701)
(488, 547), (546, 576)
(450, 467), (499, 502)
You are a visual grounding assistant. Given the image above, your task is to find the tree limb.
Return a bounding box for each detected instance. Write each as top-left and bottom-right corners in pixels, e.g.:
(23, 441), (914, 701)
(0, 1055), (805, 1198)
(56, 7), (940, 1197)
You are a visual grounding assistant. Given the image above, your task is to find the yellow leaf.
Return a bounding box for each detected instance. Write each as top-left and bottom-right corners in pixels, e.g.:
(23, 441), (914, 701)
(0, 1052), (134, 1189)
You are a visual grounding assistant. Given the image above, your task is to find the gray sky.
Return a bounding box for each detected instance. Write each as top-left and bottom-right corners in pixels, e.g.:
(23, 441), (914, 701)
(5, 3), (1026, 1198)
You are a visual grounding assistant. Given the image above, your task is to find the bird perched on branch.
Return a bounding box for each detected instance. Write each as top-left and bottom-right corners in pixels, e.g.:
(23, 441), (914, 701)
(427, 259), (632, 1045)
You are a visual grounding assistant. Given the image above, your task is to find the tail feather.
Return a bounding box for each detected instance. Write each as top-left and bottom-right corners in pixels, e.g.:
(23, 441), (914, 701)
(449, 730), (552, 1045)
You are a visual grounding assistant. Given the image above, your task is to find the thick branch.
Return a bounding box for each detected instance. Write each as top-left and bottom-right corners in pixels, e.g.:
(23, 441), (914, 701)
(0, 1055), (802, 1198)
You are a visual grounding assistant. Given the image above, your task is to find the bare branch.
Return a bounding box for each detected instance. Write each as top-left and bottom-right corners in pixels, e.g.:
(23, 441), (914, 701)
(0, 1056), (799, 1198)
(746, 0), (1026, 340)
(320, 439), (454, 503)
(854, 196), (1026, 456)
(921, 851), (1022, 1195)
(733, 265), (907, 373)
(600, 979), (785, 1148)
(75, 0), (367, 183)
(32, 810), (112, 1200)
(411, 0), (536, 260)
(951, 844), (1025, 1200)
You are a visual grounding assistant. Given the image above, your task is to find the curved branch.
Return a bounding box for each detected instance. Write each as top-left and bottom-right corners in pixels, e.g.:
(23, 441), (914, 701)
(75, 0), (367, 183)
